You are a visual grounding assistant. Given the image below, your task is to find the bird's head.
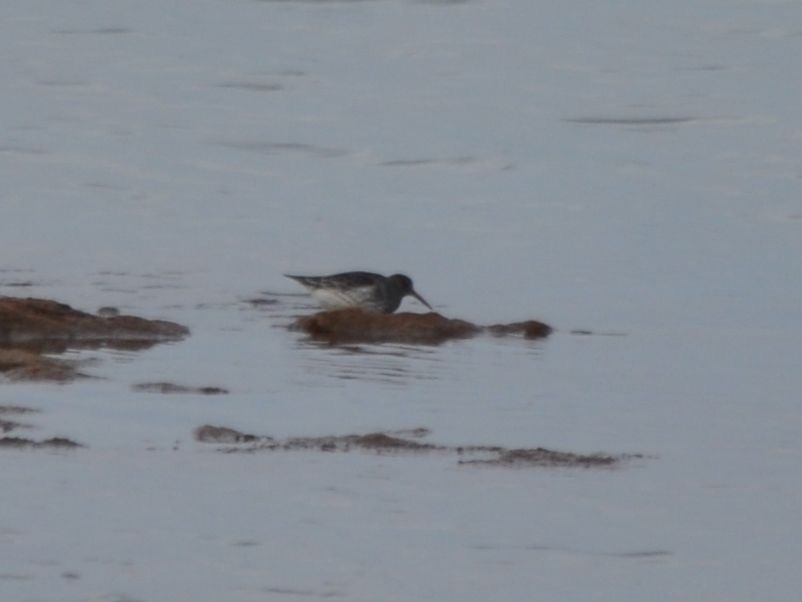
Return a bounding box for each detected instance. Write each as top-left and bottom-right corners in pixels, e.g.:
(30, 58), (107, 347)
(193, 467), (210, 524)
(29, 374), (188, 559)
(389, 274), (432, 310)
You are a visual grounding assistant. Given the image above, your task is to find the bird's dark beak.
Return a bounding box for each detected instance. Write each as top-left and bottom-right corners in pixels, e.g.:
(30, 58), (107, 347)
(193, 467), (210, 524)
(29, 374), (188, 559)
(411, 289), (433, 311)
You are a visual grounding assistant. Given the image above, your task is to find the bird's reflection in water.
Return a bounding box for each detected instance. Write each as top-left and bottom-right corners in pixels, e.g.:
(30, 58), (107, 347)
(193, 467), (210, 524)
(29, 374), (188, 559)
(295, 340), (445, 386)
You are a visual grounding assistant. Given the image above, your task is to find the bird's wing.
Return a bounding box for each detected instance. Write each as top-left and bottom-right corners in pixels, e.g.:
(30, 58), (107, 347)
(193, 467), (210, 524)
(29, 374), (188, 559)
(285, 272), (381, 290)
(320, 272), (382, 288)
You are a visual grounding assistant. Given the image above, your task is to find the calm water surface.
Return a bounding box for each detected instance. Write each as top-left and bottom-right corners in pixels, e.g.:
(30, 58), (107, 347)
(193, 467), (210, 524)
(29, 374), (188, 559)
(1, 0), (801, 600)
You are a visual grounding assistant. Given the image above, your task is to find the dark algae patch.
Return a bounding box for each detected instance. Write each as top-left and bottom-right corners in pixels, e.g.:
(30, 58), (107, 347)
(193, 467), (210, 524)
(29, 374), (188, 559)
(196, 426), (639, 468)
(292, 308), (551, 345)
(0, 436), (84, 450)
(0, 406), (38, 432)
(345, 432), (436, 451)
(133, 383), (229, 395)
(0, 418), (31, 433)
(277, 432), (439, 453)
(0, 405), (83, 450)
(459, 447), (632, 467)
(194, 425), (268, 443)
(0, 405), (40, 415)
(563, 115), (696, 126)
(194, 426), (436, 452)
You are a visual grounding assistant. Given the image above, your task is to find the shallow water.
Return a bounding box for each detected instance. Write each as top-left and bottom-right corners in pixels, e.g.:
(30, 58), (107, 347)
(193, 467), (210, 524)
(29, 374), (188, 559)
(2, 0), (802, 600)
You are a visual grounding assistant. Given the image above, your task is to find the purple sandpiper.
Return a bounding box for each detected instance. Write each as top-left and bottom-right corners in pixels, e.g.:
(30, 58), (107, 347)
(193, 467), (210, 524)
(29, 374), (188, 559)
(285, 271), (432, 314)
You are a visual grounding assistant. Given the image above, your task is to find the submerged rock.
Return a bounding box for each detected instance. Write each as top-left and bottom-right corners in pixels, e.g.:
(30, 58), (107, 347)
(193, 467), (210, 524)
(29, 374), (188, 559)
(0, 405), (84, 450)
(458, 447), (625, 467)
(194, 425), (265, 443)
(0, 418), (29, 433)
(0, 405), (38, 432)
(292, 308), (551, 344)
(133, 382), (229, 395)
(197, 425), (637, 468)
(0, 436), (84, 450)
(0, 405), (40, 414)
(0, 349), (84, 382)
(281, 432), (439, 453)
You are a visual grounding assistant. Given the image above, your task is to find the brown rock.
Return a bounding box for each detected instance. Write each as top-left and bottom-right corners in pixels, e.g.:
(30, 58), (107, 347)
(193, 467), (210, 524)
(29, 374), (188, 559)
(0, 297), (189, 382)
(486, 320), (553, 339)
(0, 297), (189, 346)
(0, 349), (83, 382)
(292, 308), (552, 344)
(293, 309), (480, 344)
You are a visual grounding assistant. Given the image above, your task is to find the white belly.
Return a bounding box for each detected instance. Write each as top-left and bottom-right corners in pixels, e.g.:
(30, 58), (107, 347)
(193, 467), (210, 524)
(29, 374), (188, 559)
(311, 286), (378, 310)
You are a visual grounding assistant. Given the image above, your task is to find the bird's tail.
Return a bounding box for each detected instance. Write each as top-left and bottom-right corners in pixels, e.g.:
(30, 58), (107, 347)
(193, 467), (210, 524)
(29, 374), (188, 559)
(284, 274), (318, 287)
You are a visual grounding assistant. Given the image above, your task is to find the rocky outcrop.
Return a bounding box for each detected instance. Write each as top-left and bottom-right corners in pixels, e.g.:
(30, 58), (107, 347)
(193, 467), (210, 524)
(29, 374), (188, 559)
(292, 309), (552, 345)
(0, 297), (189, 382)
(0, 297), (188, 345)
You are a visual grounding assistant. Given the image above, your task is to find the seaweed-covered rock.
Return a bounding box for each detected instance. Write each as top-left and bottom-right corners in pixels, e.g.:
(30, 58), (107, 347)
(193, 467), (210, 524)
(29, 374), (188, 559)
(0, 297), (189, 382)
(0, 297), (188, 345)
(292, 308), (551, 344)
(196, 425), (638, 468)
(294, 309), (480, 344)
(487, 320), (553, 339)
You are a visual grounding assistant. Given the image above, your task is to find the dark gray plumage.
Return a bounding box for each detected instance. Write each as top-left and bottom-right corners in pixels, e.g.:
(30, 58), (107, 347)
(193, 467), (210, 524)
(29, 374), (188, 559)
(285, 271), (432, 313)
